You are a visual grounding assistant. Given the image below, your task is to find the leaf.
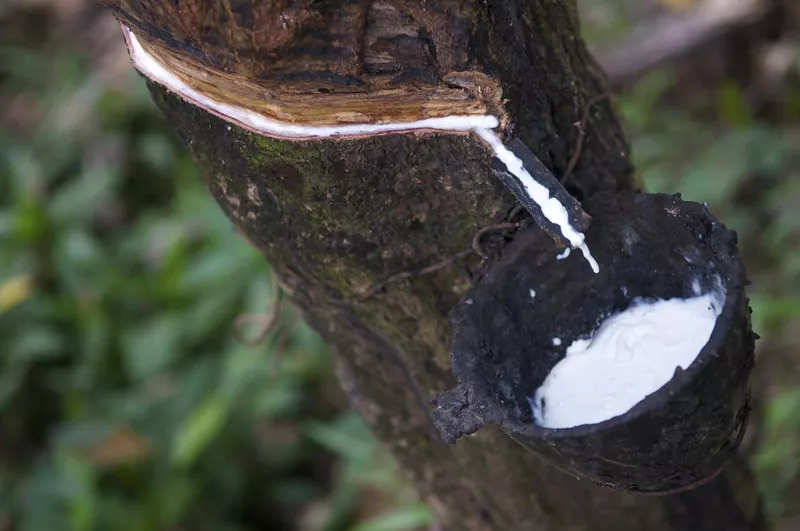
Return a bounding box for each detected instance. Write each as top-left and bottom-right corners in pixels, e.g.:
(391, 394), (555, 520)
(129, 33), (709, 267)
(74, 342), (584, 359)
(171, 393), (228, 469)
(221, 344), (266, 399)
(305, 413), (375, 462)
(764, 389), (800, 434)
(181, 289), (244, 348)
(18, 460), (72, 531)
(150, 474), (197, 527)
(48, 167), (118, 227)
(349, 506), (434, 531)
(13, 194), (48, 244)
(55, 229), (105, 278)
(749, 296), (800, 333)
(678, 126), (786, 205)
(121, 315), (182, 381)
(717, 81), (751, 127)
(755, 439), (794, 472)
(76, 309), (111, 380)
(254, 385), (301, 417)
(55, 420), (114, 448)
(0, 274), (34, 314)
(176, 250), (253, 295)
(10, 325), (65, 362)
(137, 133), (178, 172)
(58, 456), (97, 531)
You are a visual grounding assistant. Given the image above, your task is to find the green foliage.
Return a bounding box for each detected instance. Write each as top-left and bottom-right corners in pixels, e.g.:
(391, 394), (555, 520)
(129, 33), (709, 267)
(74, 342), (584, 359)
(171, 393), (229, 469)
(755, 388), (800, 517)
(2, 3), (800, 530)
(0, 18), (424, 531)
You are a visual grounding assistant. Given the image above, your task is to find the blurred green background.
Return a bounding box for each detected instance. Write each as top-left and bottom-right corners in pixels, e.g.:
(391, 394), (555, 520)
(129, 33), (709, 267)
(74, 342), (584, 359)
(0, 0), (799, 530)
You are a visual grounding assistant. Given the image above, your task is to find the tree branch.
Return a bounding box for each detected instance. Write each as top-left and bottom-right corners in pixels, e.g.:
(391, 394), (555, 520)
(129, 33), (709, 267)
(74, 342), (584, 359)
(593, 0), (771, 88)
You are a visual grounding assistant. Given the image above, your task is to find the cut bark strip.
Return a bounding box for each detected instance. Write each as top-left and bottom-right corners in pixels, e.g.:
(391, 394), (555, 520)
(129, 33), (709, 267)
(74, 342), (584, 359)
(495, 137), (592, 248)
(123, 22), (593, 259)
(123, 23), (501, 141)
(111, 5), (507, 132)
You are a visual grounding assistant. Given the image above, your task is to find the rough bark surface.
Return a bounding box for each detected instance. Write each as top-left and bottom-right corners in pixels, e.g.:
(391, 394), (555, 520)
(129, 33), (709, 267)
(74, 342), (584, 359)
(439, 192), (754, 494)
(106, 1), (763, 530)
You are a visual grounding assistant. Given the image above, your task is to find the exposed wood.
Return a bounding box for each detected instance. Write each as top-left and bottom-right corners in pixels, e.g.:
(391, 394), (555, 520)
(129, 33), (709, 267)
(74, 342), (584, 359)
(103, 0), (505, 127)
(105, 1), (764, 530)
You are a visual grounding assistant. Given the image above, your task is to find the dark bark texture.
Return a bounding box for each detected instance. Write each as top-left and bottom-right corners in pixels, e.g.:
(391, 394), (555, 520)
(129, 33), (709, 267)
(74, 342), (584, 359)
(439, 192), (754, 494)
(107, 0), (764, 529)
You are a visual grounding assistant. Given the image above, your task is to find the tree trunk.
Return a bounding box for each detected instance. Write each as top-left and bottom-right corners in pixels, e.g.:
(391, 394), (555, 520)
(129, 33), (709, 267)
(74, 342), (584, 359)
(104, 1), (764, 530)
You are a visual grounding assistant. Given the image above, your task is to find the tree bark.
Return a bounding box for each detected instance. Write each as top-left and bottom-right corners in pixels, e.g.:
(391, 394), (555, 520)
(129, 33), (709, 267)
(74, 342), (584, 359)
(105, 1), (764, 530)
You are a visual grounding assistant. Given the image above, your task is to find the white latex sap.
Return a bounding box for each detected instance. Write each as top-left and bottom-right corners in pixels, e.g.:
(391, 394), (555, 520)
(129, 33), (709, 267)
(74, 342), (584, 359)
(124, 26), (599, 273)
(531, 290), (723, 429)
(472, 129), (598, 273)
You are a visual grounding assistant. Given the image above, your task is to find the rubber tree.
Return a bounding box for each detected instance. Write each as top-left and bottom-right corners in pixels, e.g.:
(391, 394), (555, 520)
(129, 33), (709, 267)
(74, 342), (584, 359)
(102, 1), (764, 530)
